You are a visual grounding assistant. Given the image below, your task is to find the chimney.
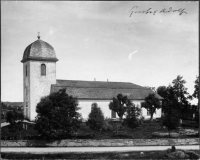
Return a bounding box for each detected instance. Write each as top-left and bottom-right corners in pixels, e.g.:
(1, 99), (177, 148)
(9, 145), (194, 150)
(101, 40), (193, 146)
(94, 78), (96, 81)
(107, 79), (109, 82)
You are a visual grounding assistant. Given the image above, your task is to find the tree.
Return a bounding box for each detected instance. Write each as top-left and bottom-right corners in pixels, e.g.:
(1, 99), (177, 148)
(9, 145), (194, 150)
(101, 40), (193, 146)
(193, 76), (199, 99)
(109, 94), (132, 121)
(192, 76), (199, 124)
(86, 103), (104, 132)
(172, 75), (191, 104)
(6, 110), (24, 124)
(123, 103), (142, 130)
(35, 89), (82, 139)
(162, 108), (180, 136)
(157, 86), (168, 99)
(145, 86), (157, 93)
(157, 86), (168, 114)
(1, 102), (7, 109)
(171, 75), (192, 118)
(194, 110), (199, 125)
(142, 93), (161, 121)
(6, 110), (24, 139)
(1, 102), (7, 119)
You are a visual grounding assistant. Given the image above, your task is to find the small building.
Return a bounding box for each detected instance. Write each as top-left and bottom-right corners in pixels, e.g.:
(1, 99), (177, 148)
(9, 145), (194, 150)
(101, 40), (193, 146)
(21, 35), (163, 121)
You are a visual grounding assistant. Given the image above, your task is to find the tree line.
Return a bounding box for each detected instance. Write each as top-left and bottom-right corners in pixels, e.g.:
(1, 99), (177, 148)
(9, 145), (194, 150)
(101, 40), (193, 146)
(153, 75), (199, 120)
(1, 75), (199, 140)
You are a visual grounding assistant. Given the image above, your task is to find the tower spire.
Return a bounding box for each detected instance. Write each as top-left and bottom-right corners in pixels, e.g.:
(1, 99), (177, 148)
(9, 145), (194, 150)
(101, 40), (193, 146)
(37, 32), (40, 39)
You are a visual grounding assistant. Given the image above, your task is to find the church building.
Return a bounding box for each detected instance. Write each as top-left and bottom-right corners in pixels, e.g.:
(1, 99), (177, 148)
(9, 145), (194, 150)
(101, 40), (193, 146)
(21, 35), (163, 121)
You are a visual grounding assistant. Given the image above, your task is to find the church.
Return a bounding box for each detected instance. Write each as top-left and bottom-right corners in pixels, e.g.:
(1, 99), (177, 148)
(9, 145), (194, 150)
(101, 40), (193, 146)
(21, 35), (163, 121)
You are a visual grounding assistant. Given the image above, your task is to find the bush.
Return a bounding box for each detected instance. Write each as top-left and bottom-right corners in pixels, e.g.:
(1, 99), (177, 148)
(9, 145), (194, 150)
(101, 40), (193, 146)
(162, 108), (180, 131)
(102, 118), (113, 132)
(86, 103), (104, 132)
(123, 105), (142, 130)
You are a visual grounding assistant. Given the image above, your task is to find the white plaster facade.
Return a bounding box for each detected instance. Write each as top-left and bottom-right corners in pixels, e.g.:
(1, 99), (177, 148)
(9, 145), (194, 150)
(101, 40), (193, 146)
(23, 61), (56, 120)
(78, 99), (162, 120)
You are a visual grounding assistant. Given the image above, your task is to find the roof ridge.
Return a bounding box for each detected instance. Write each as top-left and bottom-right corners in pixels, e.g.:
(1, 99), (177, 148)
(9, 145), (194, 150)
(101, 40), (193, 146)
(52, 86), (150, 90)
(56, 79), (133, 84)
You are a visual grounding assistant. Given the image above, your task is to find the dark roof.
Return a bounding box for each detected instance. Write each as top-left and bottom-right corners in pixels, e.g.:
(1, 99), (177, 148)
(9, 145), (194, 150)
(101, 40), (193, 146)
(51, 80), (163, 100)
(21, 39), (58, 63)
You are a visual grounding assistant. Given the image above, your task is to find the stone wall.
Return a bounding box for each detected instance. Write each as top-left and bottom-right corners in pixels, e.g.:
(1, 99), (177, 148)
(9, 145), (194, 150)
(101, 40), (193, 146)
(1, 138), (199, 147)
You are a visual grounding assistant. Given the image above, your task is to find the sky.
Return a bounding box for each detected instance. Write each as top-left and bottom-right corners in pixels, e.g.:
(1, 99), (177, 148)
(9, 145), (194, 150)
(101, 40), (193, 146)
(1, 1), (199, 104)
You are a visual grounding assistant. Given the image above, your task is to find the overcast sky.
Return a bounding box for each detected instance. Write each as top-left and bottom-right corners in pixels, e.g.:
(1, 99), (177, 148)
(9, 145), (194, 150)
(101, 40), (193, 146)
(1, 1), (199, 104)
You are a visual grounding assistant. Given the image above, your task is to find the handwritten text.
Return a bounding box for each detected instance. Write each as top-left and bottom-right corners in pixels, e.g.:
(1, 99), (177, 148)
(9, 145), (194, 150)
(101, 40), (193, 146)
(129, 6), (187, 17)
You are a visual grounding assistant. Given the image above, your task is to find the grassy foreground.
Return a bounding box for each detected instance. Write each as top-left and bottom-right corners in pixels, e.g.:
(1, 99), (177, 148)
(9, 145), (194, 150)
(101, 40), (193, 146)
(2, 119), (198, 140)
(1, 150), (200, 159)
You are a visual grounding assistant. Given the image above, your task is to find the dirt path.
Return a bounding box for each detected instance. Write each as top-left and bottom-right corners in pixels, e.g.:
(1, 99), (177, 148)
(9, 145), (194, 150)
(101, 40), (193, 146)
(2, 145), (199, 154)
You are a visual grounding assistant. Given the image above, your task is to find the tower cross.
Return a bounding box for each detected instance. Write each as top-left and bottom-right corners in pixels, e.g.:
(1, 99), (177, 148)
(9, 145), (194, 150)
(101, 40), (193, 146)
(37, 32), (40, 39)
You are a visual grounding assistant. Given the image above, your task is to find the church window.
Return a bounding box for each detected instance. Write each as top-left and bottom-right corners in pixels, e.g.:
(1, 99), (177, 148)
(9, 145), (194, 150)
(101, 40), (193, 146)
(111, 110), (116, 118)
(147, 109), (150, 116)
(25, 65), (28, 76)
(41, 64), (46, 76)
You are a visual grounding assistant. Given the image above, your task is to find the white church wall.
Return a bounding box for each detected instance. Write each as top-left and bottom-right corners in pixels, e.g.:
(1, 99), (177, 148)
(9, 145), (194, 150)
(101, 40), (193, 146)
(29, 61), (56, 121)
(141, 107), (162, 119)
(130, 100), (162, 119)
(78, 100), (111, 120)
(23, 62), (30, 119)
(78, 99), (162, 121)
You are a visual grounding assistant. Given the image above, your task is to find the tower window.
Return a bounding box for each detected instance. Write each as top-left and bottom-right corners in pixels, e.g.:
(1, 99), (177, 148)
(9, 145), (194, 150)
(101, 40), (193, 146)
(111, 110), (116, 118)
(26, 102), (28, 117)
(25, 65), (28, 76)
(41, 64), (46, 76)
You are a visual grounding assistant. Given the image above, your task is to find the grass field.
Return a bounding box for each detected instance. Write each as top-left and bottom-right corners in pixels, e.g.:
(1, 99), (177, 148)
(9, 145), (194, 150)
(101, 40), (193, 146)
(1, 119), (199, 140)
(75, 119), (198, 139)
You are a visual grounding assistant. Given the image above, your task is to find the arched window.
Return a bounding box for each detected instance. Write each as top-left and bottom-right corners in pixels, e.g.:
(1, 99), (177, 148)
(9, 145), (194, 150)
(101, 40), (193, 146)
(147, 109), (150, 116)
(41, 64), (46, 76)
(25, 65), (28, 76)
(111, 110), (116, 118)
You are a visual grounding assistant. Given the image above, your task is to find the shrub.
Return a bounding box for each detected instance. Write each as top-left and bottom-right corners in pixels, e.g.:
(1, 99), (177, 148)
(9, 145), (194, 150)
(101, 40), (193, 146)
(102, 118), (113, 132)
(162, 108), (180, 133)
(86, 103), (104, 132)
(123, 105), (142, 130)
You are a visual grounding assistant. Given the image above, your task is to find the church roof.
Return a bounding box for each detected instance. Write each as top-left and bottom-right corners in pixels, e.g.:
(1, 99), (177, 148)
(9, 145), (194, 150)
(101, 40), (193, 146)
(51, 80), (163, 100)
(21, 38), (58, 63)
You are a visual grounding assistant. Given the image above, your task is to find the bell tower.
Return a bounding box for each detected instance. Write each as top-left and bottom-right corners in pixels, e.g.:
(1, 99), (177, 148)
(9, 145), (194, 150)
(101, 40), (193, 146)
(21, 33), (58, 121)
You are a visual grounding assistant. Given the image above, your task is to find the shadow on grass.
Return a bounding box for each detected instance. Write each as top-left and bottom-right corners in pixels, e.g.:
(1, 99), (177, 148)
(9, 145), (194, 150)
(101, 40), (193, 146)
(1, 151), (165, 159)
(2, 150), (200, 159)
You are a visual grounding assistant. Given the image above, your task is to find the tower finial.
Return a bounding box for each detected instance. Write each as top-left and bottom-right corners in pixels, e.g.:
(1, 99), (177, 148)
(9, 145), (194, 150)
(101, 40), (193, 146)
(37, 32), (40, 39)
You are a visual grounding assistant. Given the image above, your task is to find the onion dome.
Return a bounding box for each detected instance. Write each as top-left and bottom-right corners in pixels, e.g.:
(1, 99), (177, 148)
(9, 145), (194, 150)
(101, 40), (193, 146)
(21, 34), (58, 63)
